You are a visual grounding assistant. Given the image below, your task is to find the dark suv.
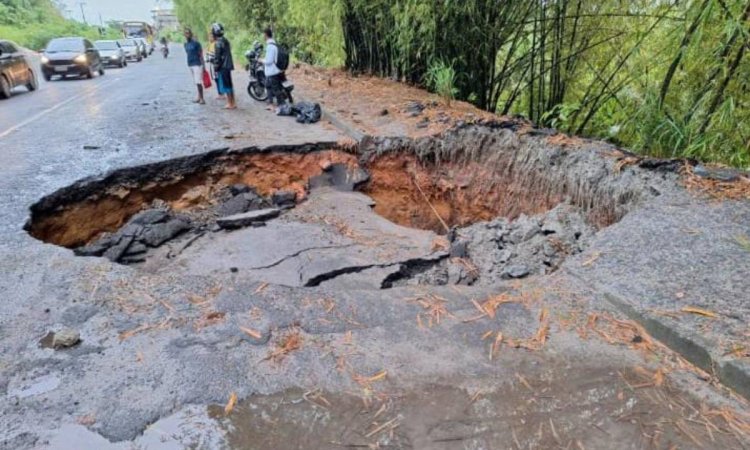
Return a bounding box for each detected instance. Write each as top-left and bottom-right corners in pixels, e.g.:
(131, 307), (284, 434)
(0, 40), (37, 99)
(41, 37), (105, 81)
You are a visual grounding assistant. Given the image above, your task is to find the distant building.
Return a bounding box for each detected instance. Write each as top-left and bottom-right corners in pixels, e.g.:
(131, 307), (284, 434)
(151, 6), (179, 32)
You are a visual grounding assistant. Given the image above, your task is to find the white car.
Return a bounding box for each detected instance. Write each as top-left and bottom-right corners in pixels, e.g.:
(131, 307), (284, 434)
(117, 39), (142, 62)
(133, 38), (149, 58)
(94, 40), (127, 68)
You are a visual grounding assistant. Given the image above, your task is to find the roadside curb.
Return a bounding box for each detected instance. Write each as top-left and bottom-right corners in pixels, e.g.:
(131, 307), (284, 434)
(295, 92), (368, 143)
(568, 270), (750, 401)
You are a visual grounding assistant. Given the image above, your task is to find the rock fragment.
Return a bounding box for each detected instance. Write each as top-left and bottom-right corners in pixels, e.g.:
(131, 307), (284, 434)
(51, 328), (80, 349)
(502, 265), (530, 279)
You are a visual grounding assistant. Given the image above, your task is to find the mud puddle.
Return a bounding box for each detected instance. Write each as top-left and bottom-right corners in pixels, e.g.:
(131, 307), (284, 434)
(207, 375), (720, 450)
(40, 362), (741, 449)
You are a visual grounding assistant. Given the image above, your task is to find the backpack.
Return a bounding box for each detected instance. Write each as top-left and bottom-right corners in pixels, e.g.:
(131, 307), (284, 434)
(271, 42), (290, 71)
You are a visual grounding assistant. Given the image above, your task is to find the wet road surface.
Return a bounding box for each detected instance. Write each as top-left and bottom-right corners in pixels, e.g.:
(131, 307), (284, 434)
(1, 47), (749, 450)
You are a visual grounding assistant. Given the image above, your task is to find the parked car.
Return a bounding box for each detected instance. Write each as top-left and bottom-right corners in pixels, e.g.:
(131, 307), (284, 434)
(134, 38), (149, 58)
(41, 37), (105, 81)
(94, 40), (127, 68)
(0, 40), (37, 99)
(118, 39), (142, 62)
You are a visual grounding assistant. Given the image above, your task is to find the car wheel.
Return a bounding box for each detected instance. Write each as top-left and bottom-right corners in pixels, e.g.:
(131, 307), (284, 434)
(43, 72), (51, 82)
(0, 75), (11, 99)
(99, 66), (105, 76)
(26, 70), (38, 91)
(86, 68), (94, 79)
(124, 60), (128, 67)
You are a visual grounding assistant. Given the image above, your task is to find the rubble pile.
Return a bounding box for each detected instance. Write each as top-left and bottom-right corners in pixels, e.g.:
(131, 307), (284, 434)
(390, 203), (594, 287)
(460, 203), (595, 284)
(74, 184), (292, 264)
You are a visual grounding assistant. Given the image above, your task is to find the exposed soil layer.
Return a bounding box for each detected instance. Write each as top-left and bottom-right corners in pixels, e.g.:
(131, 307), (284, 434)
(364, 154), (570, 233)
(28, 148), (357, 248)
(361, 124), (682, 230)
(27, 124), (673, 251)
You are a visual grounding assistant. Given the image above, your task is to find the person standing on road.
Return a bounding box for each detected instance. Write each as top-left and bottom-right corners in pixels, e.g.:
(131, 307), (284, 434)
(212, 23), (237, 110)
(263, 27), (284, 108)
(183, 28), (205, 104)
(206, 32), (224, 100)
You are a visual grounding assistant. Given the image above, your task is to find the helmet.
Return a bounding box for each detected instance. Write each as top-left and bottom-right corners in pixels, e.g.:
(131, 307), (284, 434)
(211, 23), (225, 37)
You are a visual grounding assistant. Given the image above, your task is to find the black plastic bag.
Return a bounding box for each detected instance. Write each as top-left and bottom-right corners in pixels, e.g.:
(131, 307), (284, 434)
(276, 103), (296, 116)
(295, 102), (322, 124)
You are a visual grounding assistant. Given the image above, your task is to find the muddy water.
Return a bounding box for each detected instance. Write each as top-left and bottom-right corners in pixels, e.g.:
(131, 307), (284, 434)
(84, 363), (737, 450)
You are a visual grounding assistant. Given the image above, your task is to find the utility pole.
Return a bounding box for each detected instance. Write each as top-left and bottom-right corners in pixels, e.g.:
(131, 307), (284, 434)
(78, 2), (87, 25)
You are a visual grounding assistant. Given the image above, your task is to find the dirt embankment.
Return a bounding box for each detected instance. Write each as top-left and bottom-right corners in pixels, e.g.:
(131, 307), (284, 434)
(292, 64), (501, 138)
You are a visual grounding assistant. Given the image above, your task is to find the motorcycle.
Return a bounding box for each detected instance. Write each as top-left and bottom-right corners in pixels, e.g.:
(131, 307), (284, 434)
(161, 45), (169, 59)
(245, 41), (294, 103)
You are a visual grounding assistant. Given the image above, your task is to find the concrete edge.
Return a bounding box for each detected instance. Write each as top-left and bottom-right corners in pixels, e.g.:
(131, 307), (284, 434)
(294, 92), (368, 143)
(594, 287), (750, 401)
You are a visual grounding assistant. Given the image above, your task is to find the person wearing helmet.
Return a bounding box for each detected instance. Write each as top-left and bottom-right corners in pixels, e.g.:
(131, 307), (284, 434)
(183, 28), (205, 104)
(211, 23), (236, 110)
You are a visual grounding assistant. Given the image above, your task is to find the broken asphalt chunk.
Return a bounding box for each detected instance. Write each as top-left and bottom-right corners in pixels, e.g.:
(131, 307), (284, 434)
(103, 234), (135, 262)
(130, 209), (170, 225)
(141, 219), (191, 247)
(217, 191), (267, 217)
(271, 191), (296, 209)
(217, 208), (281, 230)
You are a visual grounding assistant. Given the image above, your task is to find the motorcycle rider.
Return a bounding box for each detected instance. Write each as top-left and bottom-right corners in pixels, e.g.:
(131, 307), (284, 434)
(212, 23), (237, 110)
(263, 27), (285, 108)
(160, 36), (169, 58)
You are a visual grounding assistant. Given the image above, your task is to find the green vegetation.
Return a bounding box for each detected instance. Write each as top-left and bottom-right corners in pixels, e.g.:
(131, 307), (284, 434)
(172, 1), (750, 167)
(0, 0), (119, 51)
(425, 61), (457, 104)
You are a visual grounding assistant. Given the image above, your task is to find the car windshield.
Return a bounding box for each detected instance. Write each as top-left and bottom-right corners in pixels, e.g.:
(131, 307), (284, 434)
(46, 39), (84, 53)
(95, 41), (118, 50)
(118, 40), (136, 47)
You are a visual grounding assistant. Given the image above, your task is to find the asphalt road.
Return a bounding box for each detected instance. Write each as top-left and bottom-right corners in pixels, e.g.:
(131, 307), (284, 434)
(0, 54), (119, 139)
(0, 45), (340, 242)
(1, 46), (748, 450)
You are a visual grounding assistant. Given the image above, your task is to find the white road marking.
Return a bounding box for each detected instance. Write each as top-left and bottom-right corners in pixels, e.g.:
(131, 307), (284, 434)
(0, 77), (120, 139)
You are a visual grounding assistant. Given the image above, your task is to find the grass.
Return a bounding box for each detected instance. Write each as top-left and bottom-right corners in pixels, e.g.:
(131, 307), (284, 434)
(425, 60), (458, 104)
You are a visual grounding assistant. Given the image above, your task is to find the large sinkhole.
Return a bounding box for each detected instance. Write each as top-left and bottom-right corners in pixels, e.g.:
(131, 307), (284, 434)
(26, 126), (658, 288)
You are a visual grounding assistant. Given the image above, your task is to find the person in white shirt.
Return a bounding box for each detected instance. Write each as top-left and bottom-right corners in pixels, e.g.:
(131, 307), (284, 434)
(263, 28), (285, 107)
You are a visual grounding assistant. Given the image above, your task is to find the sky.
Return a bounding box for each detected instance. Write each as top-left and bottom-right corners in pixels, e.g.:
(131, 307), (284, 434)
(57, 0), (173, 25)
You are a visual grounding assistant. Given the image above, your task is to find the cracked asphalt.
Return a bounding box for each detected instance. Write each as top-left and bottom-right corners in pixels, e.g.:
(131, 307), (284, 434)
(1, 47), (749, 449)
